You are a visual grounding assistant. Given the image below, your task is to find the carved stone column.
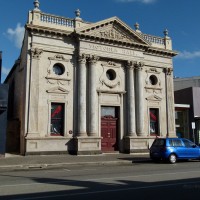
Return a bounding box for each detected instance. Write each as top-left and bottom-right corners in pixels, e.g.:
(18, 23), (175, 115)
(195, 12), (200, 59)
(165, 68), (176, 137)
(127, 61), (136, 136)
(27, 48), (43, 136)
(88, 55), (99, 136)
(77, 54), (87, 136)
(135, 61), (145, 136)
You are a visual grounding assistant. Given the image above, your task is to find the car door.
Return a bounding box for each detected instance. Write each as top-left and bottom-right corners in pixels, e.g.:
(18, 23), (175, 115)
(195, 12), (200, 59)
(182, 139), (200, 158)
(171, 139), (186, 158)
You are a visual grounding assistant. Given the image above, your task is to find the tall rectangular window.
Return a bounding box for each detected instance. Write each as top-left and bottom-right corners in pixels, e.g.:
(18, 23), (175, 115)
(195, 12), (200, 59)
(51, 103), (64, 136)
(150, 108), (159, 136)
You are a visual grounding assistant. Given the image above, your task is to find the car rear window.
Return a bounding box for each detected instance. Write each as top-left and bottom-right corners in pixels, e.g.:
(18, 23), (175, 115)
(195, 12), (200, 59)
(152, 139), (165, 146)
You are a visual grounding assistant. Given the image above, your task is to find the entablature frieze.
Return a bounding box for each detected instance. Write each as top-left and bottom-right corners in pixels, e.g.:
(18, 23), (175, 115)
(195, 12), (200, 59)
(31, 43), (75, 55)
(26, 24), (73, 39)
(79, 41), (145, 62)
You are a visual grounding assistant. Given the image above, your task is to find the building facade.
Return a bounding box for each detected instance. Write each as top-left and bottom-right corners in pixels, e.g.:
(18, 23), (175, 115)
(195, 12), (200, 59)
(174, 77), (200, 144)
(5, 1), (177, 155)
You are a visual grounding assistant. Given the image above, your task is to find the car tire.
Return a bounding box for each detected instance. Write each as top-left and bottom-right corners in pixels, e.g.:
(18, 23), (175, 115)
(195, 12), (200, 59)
(169, 154), (177, 164)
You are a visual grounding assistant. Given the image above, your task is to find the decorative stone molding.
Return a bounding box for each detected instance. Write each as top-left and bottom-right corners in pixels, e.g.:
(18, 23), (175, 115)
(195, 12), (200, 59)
(145, 67), (162, 94)
(101, 61), (121, 68)
(98, 29), (130, 42)
(99, 61), (121, 89)
(45, 77), (71, 85)
(48, 54), (70, 62)
(30, 48), (43, 59)
(145, 86), (162, 94)
(126, 60), (134, 69)
(165, 67), (173, 75)
(76, 17), (150, 47)
(46, 86), (69, 94)
(78, 53), (88, 64)
(46, 54), (71, 86)
(146, 95), (162, 101)
(88, 55), (99, 64)
(97, 89), (126, 94)
(145, 67), (160, 74)
(103, 79), (120, 88)
(134, 61), (144, 70)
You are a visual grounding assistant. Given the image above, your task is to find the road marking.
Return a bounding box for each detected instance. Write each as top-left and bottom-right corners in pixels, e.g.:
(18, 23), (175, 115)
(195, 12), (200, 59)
(12, 180), (200, 200)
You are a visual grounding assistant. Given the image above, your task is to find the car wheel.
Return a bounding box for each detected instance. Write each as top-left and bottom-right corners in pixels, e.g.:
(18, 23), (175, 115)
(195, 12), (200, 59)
(169, 154), (177, 164)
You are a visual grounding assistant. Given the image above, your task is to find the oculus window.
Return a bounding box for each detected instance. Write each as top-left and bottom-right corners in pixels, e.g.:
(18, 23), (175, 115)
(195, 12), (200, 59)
(149, 75), (158, 85)
(53, 63), (65, 75)
(106, 69), (116, 81)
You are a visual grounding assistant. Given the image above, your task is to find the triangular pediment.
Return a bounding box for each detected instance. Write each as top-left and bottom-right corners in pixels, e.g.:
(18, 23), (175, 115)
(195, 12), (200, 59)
(46, 86), (69, 94)
(76, 17), (150, 46)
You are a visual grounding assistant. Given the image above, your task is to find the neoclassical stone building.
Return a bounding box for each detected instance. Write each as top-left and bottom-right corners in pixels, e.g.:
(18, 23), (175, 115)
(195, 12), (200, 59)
(5, 1), (178, 155)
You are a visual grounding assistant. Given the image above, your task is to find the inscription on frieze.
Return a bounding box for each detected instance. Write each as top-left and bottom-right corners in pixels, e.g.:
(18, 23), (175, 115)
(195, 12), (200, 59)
(80, 42), (144, 58)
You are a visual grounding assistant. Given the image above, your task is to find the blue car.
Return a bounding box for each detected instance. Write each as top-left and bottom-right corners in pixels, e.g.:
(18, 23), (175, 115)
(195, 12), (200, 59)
(149, 137), (200, 164)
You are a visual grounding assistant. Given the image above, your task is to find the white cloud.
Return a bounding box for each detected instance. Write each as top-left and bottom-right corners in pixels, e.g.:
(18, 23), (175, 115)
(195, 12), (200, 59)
(178, 51), (200, 59)
(1, 66), (10, 76)
(116, 0), (156, 4)
(7, 23), (24, 49)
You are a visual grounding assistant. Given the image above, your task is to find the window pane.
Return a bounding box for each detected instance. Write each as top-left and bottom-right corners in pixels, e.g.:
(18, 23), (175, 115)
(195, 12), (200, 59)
(51, 103), (64, 135)
(101, 107), (116, 117)
(150, 108), (159, 135)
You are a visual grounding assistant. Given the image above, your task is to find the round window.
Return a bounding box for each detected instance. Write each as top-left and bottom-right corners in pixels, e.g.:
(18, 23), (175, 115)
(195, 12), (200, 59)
(149, 75), (158, 85)
(106, 69), (116, 81)
(53, 64), (65, 75)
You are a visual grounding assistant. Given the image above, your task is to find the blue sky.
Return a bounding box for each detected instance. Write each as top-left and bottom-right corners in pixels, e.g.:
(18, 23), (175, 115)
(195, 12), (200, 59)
(0, 0), (200, 82)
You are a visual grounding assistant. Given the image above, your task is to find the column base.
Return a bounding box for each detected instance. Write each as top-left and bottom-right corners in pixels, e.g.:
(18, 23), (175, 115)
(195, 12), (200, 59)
(72, 137), (102, 155)
(25, 132), (40, 138)
(124, 136), (151, 153)
(76, 132), (87, 137)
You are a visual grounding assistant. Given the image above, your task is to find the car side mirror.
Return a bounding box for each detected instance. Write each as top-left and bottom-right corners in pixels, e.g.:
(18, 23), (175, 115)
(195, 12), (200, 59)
(192, 144), (197, 148)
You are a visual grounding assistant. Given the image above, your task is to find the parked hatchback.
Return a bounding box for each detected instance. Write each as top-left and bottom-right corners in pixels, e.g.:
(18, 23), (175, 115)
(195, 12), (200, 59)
(150, 137), (200, 164)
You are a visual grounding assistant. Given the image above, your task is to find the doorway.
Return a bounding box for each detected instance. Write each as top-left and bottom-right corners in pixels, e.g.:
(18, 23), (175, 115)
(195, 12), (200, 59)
(101, 106), (119, 152)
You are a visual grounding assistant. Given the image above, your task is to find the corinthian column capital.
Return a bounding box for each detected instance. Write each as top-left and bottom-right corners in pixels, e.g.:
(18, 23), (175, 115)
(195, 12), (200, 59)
(134, 61), (145, 70)
(30, 48), (43, 59)
(126, 60), (134, 69)
(88, 55), (99, 64)
(165, 67), (173, 76)
(78, 53), (88, 64)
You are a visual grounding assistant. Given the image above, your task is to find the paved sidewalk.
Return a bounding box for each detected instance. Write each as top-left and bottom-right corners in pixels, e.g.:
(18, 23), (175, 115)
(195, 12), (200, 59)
(0, 153), (150, 171)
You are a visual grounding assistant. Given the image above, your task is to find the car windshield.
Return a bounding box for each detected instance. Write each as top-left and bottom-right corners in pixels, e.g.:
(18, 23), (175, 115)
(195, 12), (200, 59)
(152, 139), (165, 146)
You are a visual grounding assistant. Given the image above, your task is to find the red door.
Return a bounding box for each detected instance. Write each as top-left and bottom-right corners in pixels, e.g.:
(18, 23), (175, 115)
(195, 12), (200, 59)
(101, 115), (118, 152)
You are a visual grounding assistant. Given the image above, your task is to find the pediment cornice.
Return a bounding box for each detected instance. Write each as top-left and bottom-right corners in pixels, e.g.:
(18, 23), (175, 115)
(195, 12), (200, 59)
(76, 17), (150, 47)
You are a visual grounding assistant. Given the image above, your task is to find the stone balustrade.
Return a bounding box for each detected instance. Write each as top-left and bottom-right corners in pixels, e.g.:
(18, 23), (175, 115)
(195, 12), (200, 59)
(142, 34), (164, 45)
(142, 34), (172, 50)
(40, 13), (74, 28)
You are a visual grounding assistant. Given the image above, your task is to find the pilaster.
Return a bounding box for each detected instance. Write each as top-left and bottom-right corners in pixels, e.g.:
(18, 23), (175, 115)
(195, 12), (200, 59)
(165, 68), (176, 137)
(27, 48), (43, 136)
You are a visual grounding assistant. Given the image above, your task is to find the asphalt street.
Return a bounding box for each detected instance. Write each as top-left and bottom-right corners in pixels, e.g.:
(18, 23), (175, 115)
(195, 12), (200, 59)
(0, 160), (200, 200)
